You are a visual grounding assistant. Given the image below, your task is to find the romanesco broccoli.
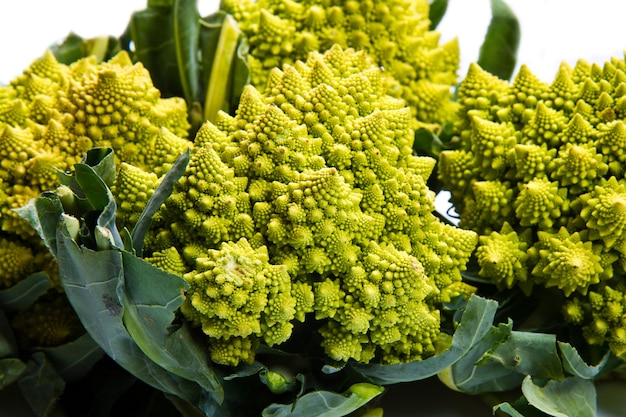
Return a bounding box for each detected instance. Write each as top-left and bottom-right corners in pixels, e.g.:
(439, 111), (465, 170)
(439, 55), (626, 359)
(137, 45), (476, 366)
(220, 0), (459, 131)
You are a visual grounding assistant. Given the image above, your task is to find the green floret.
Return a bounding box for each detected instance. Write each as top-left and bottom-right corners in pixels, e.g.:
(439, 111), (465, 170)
(220, 0), (460, 131)
(180, 238), (301, 366)
(315, 241), (440, 364)
(442, 54), (626, 357)
(564, 283), (626, 359)
(145, 45), (476, 365)
(529, 227), (604, 296)
(0, 237), (37, 288)
(111, 162), (160, 230)
(476, 222), (530, 292)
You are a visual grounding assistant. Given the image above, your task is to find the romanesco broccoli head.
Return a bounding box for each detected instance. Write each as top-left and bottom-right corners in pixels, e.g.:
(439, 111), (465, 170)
(220, 0), (459, 131)
(439, 55), (626, 358)
(0, 50), (192, 348)
(142, 45), (476, 365)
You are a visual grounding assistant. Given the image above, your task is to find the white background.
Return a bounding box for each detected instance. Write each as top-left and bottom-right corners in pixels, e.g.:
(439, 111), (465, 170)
(0, 1), (624, 416)
(0, 1), (625, 84)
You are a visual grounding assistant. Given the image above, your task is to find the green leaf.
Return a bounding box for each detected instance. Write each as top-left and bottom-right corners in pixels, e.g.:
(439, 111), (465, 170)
(352, 294), (497, 384)
(81, 147), (117, 187)
(132, 149), (190, 256)
(0, 310), (18, 358)
(59, 147), (116, 192)
(493, 402), (526, 417)
(521, 376), (597, 417)
(129, 6), (182, 98)
(200, 11), (246, 122)
(14, 194), (64, 255)
(558, 342), (613, 380)
(413, 127), (446, 159)
(18, 352), (66, 417)
(73, 164), (111, 212)
(148, 0), (173, 6)
(222, 361), (266, 381)
(479, 329), (563, 380)
(493, 401), (549, 417)
(50, 33), (121, 65)
(59, 149), (123, 250)
(438, 321), (524, 394)
(173, 0), (201, 105)
(0, 357), (27, 389)
(439, 318), (564, 395)
(428, 0), (448, 29)
(477, 0), (520, 80)
(262, 383), (384, 417)
(0, 272), (51, 313)
(38, 333), (104, 382)
(55, 228), (206, 408)
(118, 250), (224, 403)
(50, 32), (86, 65)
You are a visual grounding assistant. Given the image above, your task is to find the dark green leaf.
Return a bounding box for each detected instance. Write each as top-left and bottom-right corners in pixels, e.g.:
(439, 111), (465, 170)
(38, 333), (104, 382)
(50, 32), (86, 65)
(522, 376), (597, 417)
(18, 352), (66, 417)
(413, 127), (446, 158)
(428, 0), (448, 29)
(148, 0), (173, 6)
(439, 317), (564, 394)
(55, 228), (205, 407)
(493, 402), (526, 417)
(73, 164), (111, 212)
(50, 33), (120, 65)
(477, 0), (520, 80)
(352, 294), (497, 384)
(129, 6), (182, 98)
(0, 357), (27, 388)
(132, 149), (190, 256)
(222, 361), (266, 381)
(0, 310), (18, 357)
(0, 272), (51, 313)
(230, 36), (250, 114)
(119, 250), (224, 403)
(262, 383), (383, 417)
(173, 0), (201, 105)
(58, 147), (116, 192)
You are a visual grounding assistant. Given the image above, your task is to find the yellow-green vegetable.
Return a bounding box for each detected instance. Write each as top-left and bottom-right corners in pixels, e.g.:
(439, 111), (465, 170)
(132, 45), (477, 366)
(220, 0), (459, 131)
(440, 55), (626, 359)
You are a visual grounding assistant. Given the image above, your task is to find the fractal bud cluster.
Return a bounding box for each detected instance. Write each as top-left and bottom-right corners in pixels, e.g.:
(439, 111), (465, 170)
(440, 57), (626, 358)
(131, 45), (477, 366)
(220, 0), (460, 131)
